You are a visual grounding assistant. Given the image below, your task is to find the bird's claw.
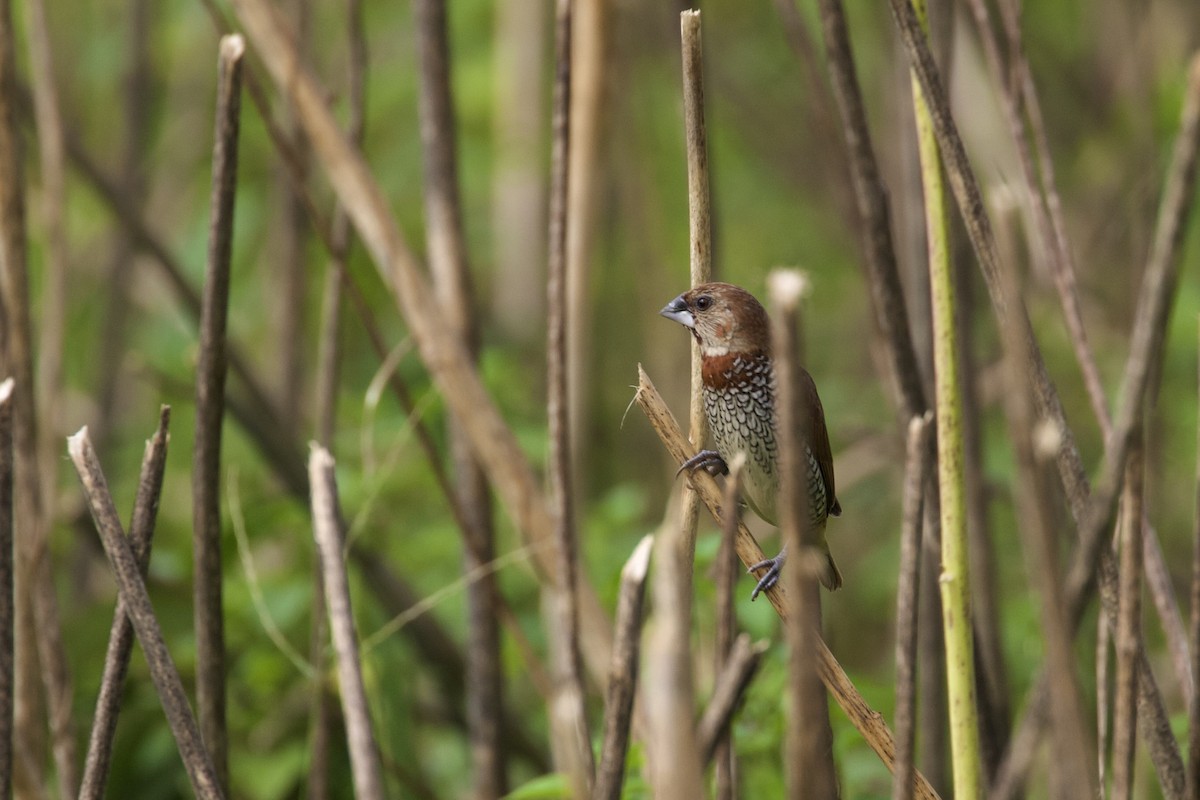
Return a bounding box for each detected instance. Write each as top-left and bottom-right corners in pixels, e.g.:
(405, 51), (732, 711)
(676, 449), (728, 479)
(748, 552), (786, 601)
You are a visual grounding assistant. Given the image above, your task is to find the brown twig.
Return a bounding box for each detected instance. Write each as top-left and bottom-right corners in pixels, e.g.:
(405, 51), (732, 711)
(1112, 433), (1145, 800)
(68, 428), (224, 799)
(893, 412), (932, 800)
(0, 0), (57, 784)
(714, 455), (745, 800)
(230, 0), (618, 684)
(308, 446), (385, 800)
(645, 514), (704, 799)
(565, 0), (607, 478)
(273, 0), (309, 431)
(192, 36), (245, 792)
(592, 534), (653, 800)
(413, 0), (507, 795)
(770, 272), (837, 799)
(814, 0), (928, 421)
(78, 407), (171, 800)
(697, 634), (769, 768)
(95, 0), (153, 452)
(544, 0), (594, 794)
(999, 260), (1096, 798)
(634, 366), (941, 799)
(1190, 319), (1200, 799)
(25, 26), (78, 791)
(0, 379), (12, 800)
(491, 0), (547, 339)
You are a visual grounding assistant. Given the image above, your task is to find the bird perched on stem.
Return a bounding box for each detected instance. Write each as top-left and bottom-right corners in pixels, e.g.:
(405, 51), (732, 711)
(660, 282), (842, 598)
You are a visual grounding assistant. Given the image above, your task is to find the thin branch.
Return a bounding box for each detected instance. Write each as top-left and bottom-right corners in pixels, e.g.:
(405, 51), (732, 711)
(634, 366), (942, 800)
(545, 0), (594, 794)
(697, 634), (769, 767)
(414, 0), (506, 795)
(645, 513), (704, 799)
(814, 0), (928, 421)
(308, 446), (385, 800)
(68, 428), (224, 799)
(1112, 434), (1145, 800)
(0, 0), (59, 785)
(0, 379), (13, 800)
(1190, 318), (1200, 798)
(893, 412), (933, 800)
(78, 408), (170, 800)
(770, 271), (838, 799)
(999, 259), (1096, 797)
(192, 36), (245, 792)
(593, 535), (653, 800)
(714, 456), (745, 800)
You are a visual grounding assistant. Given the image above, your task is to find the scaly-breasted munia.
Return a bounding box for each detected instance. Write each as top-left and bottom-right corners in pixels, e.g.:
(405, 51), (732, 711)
(660, 281), (842, 598)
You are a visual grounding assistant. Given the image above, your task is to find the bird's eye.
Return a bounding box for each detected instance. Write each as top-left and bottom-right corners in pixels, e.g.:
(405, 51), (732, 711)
(695, 296), (712, 311)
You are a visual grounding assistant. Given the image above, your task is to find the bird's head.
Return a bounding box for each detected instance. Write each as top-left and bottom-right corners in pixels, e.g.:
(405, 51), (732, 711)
(659, 282), (770, 357)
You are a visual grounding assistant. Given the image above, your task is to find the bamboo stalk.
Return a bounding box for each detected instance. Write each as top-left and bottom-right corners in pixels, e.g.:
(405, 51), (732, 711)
(906, 1), (981, 793)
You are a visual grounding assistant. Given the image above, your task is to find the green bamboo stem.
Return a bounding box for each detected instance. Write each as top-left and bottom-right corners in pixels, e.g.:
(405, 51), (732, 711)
(909, 1), (982, 797)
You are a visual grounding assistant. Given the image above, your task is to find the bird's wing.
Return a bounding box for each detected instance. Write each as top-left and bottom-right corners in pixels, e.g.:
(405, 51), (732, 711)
(801, 367), (840, 516)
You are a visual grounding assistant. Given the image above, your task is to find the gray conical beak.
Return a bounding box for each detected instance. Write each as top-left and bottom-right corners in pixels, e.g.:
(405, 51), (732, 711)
(659, 294), (694, 328)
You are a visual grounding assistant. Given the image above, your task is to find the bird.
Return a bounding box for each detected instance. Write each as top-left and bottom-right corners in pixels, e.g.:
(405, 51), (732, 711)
(660, 281), (842, 598)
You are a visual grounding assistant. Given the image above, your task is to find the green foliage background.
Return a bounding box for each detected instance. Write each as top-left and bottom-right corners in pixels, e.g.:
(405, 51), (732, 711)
(20, 0), (1200, 796)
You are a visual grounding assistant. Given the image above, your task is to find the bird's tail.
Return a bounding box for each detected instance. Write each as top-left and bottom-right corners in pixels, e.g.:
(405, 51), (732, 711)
(819, 548), (843, 592)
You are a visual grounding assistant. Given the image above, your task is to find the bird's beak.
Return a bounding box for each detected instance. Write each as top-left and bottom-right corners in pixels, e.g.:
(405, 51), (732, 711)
(659, 294), (695, 328)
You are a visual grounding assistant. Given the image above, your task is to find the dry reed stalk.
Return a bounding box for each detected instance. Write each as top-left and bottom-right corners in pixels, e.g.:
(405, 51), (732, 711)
(1111, 433), (1146, 800)
(192, 37), (246, 792)
(545, 0), (594, 793)
(69, 428), (224, 799)
(770, 271), (838, 799)
(893, 413), (933, 800)
(714, 456), (745, 800)
(697, 634), (768, 767)
(593, 535), (653, 800)
(1190, 319), (1200, 798)
(645, 517), (704, 800)
(79, 408), (170, 800)
(0, 379), (12, 800)
(414, 0), (507, 794)
(308, 447), (385, 800)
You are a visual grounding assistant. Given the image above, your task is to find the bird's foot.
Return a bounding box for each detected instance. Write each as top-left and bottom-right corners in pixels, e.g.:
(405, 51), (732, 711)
(676, 449), (728, 479)
(748, 549), (787, 601)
